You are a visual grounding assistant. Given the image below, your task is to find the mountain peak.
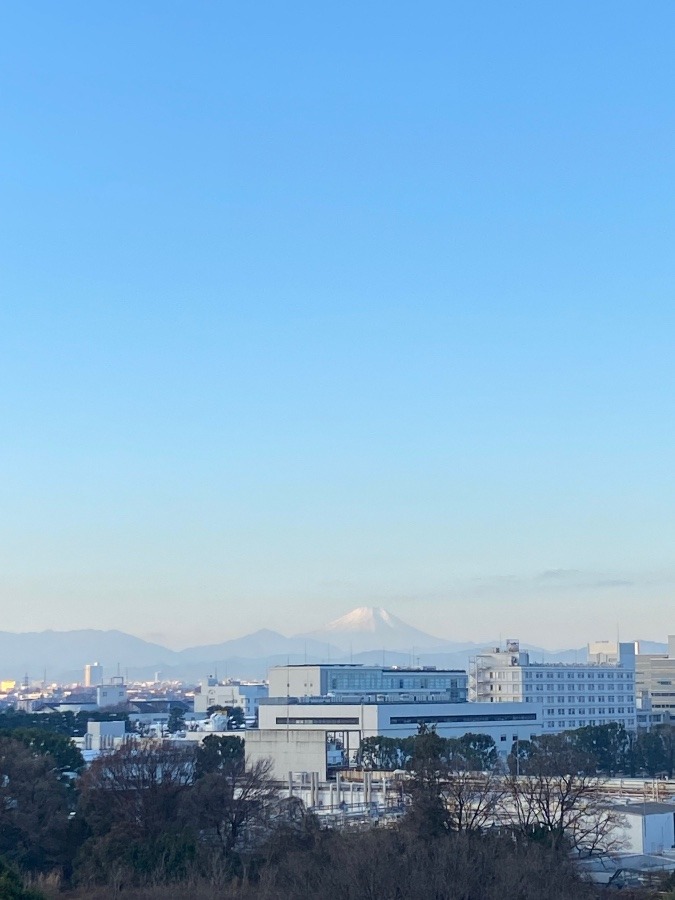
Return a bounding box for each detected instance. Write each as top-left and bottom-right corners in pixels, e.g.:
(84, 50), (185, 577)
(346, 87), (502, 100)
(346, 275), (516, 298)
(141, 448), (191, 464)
(323, 606), (399, 633)
(297, 606), (445, 653)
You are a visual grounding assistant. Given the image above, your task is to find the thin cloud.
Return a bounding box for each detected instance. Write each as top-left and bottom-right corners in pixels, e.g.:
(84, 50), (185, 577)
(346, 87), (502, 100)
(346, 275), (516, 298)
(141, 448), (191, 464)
(536, 569), (584, 581)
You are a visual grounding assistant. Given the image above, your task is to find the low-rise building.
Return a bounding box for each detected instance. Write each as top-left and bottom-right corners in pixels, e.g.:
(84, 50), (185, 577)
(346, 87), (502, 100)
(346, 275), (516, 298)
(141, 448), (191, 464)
(258, 696), (542, 768)
(193, 678), (268, 719)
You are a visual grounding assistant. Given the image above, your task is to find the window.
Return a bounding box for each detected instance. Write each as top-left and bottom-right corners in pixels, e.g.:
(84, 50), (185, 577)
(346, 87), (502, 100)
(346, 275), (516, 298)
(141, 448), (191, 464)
(500, 735), (507, 742)
(276, 717), (360, 725)
(390, 712), (538, 725)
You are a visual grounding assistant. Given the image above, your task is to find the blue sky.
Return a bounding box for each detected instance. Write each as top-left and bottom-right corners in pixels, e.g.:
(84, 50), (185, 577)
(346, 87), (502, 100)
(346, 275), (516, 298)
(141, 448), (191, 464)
(1, 3), (674, 648)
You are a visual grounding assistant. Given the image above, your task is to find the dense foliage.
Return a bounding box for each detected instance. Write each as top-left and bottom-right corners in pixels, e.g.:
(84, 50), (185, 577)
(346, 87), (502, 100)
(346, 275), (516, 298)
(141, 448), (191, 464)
(0, 723), (672, 898)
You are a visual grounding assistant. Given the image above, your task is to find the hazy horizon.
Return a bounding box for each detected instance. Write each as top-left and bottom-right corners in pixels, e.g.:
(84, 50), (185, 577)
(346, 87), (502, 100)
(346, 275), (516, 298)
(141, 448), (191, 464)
(2, 4), (674, 649)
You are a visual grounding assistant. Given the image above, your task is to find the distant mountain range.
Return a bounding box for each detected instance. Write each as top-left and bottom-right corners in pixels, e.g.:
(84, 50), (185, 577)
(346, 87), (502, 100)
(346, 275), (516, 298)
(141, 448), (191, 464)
(0, 607), (668, 683)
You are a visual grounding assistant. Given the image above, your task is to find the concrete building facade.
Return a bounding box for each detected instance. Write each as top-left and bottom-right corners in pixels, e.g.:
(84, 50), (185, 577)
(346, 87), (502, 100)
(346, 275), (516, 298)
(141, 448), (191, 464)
(84, 662), (103, 687)
(194, 678), (268, 718)
(470, 639), (637, 733)
(258, 696), (542, 766)
(267, 664), (467, 704)
(636, 636), (675, 715)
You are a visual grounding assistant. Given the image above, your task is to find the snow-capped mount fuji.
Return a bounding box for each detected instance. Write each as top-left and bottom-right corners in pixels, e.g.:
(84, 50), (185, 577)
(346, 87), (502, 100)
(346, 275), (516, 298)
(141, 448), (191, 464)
(296, 606), (447, 654)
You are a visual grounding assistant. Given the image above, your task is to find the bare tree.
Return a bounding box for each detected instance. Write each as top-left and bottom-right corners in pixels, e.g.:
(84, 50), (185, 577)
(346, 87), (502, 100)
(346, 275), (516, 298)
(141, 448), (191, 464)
(505, 772), (626, 855)
(441, 769), (506, 833)
(181, 756), (279, 855)
(79, 739), (195, 837)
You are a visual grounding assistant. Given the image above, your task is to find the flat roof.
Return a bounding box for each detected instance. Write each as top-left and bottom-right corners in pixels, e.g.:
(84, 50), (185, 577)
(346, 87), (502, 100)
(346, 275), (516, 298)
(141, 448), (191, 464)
(610, 802), (675, 816)
(270, 664), (465, 673)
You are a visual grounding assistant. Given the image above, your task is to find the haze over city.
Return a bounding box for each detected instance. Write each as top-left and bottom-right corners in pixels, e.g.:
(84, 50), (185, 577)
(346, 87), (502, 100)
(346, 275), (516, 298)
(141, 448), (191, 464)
(2, 3), (674, 649)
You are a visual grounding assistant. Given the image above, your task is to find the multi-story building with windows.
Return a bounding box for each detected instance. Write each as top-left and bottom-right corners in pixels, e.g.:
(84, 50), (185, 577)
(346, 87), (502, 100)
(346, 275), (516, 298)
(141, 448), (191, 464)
(470, 639), (637, 733)
(635, 635), (675, 718)
(267, 664), (467, 704)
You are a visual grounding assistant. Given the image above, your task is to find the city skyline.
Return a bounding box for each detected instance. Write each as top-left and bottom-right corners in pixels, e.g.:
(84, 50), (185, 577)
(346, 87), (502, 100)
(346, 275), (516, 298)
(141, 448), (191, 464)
(2, 3), (674, 648)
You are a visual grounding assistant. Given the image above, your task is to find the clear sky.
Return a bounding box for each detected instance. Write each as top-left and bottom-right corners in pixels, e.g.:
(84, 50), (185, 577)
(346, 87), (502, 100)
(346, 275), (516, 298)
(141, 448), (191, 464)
(1, 3), (674, 649)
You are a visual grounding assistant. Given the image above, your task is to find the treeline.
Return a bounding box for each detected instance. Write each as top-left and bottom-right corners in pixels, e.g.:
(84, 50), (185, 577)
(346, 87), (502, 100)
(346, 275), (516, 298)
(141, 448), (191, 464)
(361, 722), (675, 778)
(1, 722), (673, 898)
(0, 709), (129, 739)
(0, 730), (617, 900)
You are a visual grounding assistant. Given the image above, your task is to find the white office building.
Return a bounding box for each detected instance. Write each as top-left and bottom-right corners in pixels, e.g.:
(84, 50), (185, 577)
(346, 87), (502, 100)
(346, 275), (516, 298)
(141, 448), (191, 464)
(194, 677), (268, 719)
(268, 664), (468, 704)
(636, 636), (675, 716)
(258, 696), (542, 767)
(470, 639), (636, 733)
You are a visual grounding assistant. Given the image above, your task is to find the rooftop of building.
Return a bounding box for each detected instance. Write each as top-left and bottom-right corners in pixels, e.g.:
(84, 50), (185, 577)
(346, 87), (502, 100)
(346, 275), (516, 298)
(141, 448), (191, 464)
(271, 664), (465, 673)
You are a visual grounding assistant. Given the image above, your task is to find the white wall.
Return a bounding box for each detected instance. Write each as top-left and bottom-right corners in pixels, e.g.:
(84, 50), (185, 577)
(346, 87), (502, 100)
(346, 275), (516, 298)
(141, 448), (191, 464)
(246, 728), (328, 781)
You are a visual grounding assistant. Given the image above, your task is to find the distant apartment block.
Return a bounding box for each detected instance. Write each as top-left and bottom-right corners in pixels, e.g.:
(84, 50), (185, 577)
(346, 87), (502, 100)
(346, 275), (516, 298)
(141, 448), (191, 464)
(470, 639), (637, 733)
(84, 662), (103, 687)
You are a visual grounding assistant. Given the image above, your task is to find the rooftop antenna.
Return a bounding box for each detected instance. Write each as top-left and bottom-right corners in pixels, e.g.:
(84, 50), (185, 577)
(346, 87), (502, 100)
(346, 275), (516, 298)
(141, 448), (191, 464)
(349, 641), (353, 664)
(304, 641), (307, 665)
